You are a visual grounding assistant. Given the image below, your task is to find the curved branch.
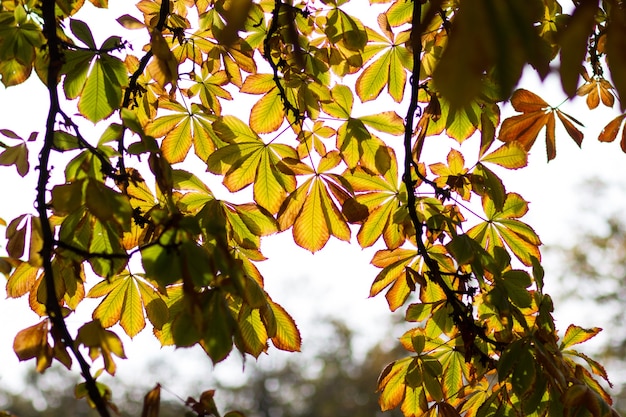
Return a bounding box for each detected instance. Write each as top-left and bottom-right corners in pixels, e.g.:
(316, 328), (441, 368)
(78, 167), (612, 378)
(40, 1), (111, 416)
(263, 0), (304, 123)
(401, 0), (503, 365)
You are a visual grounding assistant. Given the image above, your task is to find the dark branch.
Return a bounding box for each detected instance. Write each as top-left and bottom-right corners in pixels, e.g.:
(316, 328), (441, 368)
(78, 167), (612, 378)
(40, 1), (112, 416)
(401, 0), (503, 366)
(263, 0), (305, 123)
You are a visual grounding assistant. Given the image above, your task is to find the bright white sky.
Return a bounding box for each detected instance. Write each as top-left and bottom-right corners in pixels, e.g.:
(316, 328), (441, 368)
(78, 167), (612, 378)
(1, 0), (625, 405)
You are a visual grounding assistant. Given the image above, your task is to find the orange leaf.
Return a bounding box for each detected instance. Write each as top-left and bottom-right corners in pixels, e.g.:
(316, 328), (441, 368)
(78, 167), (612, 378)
(499, 111), (552, 150)
(598, 114), (626, 143)
(546, 113), (556, 161)
(510, 89), (549, 112)
(556, 111), (584, 147)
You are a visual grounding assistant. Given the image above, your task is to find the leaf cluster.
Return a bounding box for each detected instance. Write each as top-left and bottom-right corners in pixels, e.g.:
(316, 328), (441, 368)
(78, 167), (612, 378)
(0, 0), (623, 416)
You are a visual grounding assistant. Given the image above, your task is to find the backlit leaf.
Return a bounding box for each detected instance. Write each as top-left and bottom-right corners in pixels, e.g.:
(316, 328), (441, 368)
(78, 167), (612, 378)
(480, 142), (528, 169)
(560, 325), (602, 350)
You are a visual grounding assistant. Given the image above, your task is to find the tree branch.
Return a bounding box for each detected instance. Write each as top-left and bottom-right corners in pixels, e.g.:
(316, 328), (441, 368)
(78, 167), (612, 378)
(40, 1), (111, 416)
(401, 0), (503, 365)
(263, 0), (304, 123)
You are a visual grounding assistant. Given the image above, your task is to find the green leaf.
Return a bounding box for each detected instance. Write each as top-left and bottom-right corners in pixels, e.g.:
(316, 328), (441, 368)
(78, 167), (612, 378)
(79, 58), (118, 122)
(76, 320), (126, 375)
(237, 306), (268, 358)
(0, 142), (29, 176)
(70, 19), (96, 49)
(200, 290), (236, 363)
(85, 179), (132, 231)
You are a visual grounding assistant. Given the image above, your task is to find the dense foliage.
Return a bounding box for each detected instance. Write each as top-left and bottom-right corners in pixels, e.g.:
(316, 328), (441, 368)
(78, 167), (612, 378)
(1, 0), (625, 415)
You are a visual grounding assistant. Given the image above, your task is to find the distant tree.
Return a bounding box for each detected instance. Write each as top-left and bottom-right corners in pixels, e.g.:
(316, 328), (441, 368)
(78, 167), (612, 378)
(1, 0), (625, 416)
(550, 180), (626, 414)
(219, 319), (405, 417)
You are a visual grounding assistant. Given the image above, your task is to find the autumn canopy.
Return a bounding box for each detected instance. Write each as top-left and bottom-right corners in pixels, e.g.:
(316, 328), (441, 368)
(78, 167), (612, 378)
(0, 0), (624, 416)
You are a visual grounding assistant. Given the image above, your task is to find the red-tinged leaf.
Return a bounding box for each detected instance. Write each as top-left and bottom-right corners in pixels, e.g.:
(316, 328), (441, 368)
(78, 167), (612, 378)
(565, 350), (611, 385)
(250, 88), (285, 134)
(510, 89), (550, 112)
(557, 111), (584, 147)
(377, 358), (411, 411)
(598, 114), (626, 143)
(560, 325), (602, 350)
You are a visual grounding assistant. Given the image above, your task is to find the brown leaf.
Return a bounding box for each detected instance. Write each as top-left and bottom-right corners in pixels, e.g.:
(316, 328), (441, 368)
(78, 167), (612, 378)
(499, 111), (552, 150)
(510, 89), (549, 112)
(556, 111), (584, 147)
(598, 114), (626, 143)
(141, 384), (161, 417)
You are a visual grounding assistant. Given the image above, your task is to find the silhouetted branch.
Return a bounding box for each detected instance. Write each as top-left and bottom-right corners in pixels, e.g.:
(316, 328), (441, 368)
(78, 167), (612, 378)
(40, 1), (112, 416)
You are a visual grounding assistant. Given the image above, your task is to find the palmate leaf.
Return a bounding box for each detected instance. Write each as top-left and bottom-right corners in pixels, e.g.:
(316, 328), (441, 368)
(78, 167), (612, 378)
(322, 85), (403, 173)
(355, 15), (411, 102)
(188, 68), (233, 116)
(277, 152), (351, 252)
(369, 247), (420, 311)
(468, 193), (541, 266)
(499, 89), (584, 161)
(424, 92), (500, 144)
(344, 147), (406, 249)
(206, 116), (298, 213)
(147, 101), (219, 163)
(88, 272), (167, 338)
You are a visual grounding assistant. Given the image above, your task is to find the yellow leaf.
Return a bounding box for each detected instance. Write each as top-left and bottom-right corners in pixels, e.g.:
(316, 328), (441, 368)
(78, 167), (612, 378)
(13, 320), (52, 372)
(268, 299), (301, 352)
(481, 142), (528, 169)
(120, 278), (146, 338)
(250, 88), (285, 134)
(6, 261), (39, 298)
(560, 325), (602, 350)
(377, 358), (411, 411)
(293, 179), (328, 252)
